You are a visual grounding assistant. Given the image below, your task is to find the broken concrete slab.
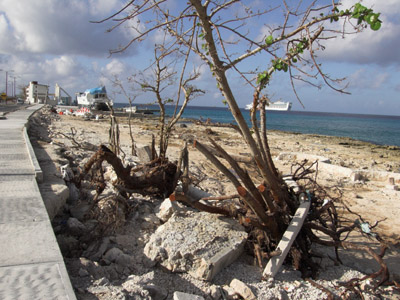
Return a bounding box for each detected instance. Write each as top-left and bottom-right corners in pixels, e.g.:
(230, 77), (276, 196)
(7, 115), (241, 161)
(144, 211), (247, 281)
(137, 145), (152, 162)
(173, 291), (205, 300)
(263, 195), (311, 279)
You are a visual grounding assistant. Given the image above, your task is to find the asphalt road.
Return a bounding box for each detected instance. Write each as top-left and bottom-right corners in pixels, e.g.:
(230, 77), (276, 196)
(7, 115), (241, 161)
(0, 103), (28, 113)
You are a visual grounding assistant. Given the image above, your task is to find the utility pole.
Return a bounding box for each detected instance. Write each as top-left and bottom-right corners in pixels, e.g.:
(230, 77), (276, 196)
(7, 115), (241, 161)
(1, 69), (15, 96)
(10, 75), (20, 98)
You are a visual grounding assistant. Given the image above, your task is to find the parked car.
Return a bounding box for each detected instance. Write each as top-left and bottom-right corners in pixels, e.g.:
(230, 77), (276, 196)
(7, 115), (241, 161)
(17, 98), (24, 104)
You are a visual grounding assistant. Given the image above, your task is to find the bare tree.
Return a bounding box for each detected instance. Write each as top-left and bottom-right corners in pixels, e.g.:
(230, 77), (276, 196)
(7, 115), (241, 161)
(95, 1), (388, 280)
(109, 75), (138, 156)
(134, 44), (204, 159)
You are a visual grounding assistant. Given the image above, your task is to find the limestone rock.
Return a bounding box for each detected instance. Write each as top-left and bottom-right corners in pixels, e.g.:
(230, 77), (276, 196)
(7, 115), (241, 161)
(156, 198), (181, 222)
(143, 285), (168, 300)
(70, 202), (90, 220)
(230, 279), (257, 300)
(41, 182), (69, 220)
(104, 247), (134, 266)
(67, 182), (80, 204)
(79, 257), (107, 279)
(67, 217), (87, 236)
(57, 234), (79, 256)
(140, 213), (161, 230)
(350, 172), (363, 182)
(144, 211), (247, 281)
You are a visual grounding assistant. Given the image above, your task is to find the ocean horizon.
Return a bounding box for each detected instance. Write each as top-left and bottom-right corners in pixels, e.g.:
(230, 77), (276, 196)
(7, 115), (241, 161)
(114, 103), (400, 147)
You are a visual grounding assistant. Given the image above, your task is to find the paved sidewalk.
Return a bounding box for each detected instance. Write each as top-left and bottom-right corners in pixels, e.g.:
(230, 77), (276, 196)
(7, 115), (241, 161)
(0, 105), (76, 299)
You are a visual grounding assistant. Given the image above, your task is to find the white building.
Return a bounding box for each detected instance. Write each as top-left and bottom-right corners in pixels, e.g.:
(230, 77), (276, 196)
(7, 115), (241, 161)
(26, 81), (52, 104)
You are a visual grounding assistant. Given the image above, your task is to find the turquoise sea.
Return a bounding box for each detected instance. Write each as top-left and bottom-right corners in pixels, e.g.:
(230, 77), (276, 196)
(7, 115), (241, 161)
(114, 103), (400, 147)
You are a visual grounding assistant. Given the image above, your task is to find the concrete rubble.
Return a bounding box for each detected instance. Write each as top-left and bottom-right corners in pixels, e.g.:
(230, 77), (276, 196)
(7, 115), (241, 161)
(173, 291), (205, 300)
(144, 210), (248, 281)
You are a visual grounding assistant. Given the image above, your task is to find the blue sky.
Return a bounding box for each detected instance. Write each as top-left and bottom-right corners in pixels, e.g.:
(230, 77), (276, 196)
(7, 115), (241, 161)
(0, 0), (399, 115)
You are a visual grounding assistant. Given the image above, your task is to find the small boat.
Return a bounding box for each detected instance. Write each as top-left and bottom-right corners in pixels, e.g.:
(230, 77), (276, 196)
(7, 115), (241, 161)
(76, 86), (113, 111)
(123, 106), (137, 113)
(245, 100), (292, 111)
(122, 106), (157, 114)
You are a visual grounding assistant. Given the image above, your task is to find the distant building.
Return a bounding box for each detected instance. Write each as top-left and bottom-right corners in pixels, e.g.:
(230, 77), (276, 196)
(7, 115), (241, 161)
(26, 81), (52, 104)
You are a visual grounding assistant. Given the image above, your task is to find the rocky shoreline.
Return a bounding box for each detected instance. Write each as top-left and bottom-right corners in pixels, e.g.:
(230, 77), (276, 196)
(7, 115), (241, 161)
(28, 106), (400, 300)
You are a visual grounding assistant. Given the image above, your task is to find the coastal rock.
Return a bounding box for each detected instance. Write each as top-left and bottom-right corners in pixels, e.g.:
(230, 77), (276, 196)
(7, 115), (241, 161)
(142, 285), (168, 300)
(103, 247), (134, 266)
(41, 182), (69, 220)
(155, 198), (181, 222)
(140, 213), (161, 230)
(66, 217), (87, 236)
(144, 211), (247, 281)
(67, 183), (80, 204)
(230, 278), (257, 300)
(78, 268), (89, 277)
(69, 202), (90, 221)
(57, 234), (79, 257)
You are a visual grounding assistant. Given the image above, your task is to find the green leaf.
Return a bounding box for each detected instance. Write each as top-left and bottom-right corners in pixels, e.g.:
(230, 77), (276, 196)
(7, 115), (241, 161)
(257, 73), (267, 84)
(367, 13), (378, 25)
(330, 15), (339, 22)
(370, 21), (382, 30)
(265, 35), (274, 45)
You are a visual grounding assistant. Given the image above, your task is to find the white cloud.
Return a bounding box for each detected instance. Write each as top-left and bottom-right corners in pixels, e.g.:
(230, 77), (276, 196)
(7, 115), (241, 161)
(41, 56), (79, 77)
(319, 0), (400, 65)
(348, 68), (389, 89)
(88, 0), (119, 16)
(102, 59), (126, 76)
(0, 0), (136, 57)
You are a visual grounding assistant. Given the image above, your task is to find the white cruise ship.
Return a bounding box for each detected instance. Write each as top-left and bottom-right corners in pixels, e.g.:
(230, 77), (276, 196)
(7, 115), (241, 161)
(245, 100), (292, 111)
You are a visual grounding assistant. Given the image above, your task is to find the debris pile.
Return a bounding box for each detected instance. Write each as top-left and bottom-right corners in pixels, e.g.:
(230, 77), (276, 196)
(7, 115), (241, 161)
(28, 106), (400, 300)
